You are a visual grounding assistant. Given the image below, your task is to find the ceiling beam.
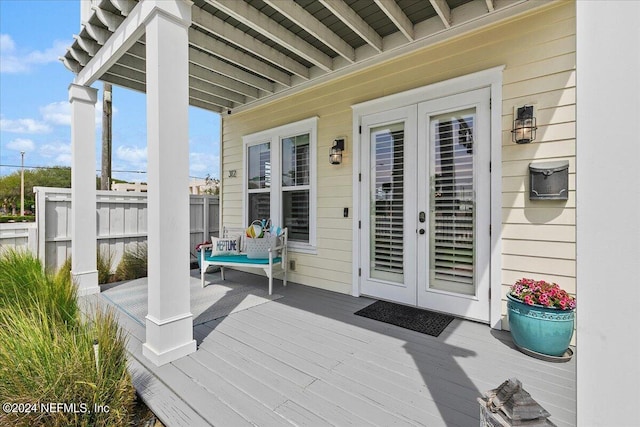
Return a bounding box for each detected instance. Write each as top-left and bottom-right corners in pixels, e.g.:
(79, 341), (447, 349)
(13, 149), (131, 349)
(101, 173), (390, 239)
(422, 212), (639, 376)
(192, 7), (309, 80)
(189, 75), (246, 105)
(374, 0), (414, 41)
(263, 0), (355, 63)
(318, 0), (382, 53)
(190, 87), (235, 110)
(204, 0), (333, 72)
(102, 72), (145, 92)
(189, 98), (223, 113)
(189, 28), (292, 86)
(189, 48), (275, 93)
(189, 63), (259, 100)
(430, 0), (452, 28)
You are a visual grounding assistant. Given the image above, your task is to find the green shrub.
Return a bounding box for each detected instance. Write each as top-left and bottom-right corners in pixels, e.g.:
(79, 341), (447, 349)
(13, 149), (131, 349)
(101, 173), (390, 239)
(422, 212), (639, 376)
(0, 303), (134, 427)
(96, 248), (114, 284)
(0, 251), (135, 427)
(55, 248), (115, 286)
(114, 244), (147, 281)
(0, 250), (77, 326)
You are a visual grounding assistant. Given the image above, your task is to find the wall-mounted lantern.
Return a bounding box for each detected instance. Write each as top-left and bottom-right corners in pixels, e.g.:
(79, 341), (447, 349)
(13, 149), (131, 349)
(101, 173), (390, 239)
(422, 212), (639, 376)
(329, 138), (345, 165)
(512, 105), (537, 144)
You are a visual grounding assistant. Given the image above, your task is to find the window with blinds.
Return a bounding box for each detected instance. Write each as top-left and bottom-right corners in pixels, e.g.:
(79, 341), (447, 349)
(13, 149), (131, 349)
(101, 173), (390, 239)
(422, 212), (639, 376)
(282, 134), (310, 242)
(370, 123), (405, 283)
(430, 109), (476, 295)
(247, 142), (271, 224)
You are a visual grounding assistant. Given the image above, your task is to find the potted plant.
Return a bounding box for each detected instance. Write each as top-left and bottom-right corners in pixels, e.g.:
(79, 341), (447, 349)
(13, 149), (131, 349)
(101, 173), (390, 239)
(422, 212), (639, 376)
(507, 278), (576, 358)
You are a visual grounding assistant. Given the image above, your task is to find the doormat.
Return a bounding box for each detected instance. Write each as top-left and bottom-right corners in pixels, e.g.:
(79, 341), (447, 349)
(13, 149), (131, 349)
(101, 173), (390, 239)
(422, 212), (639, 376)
(355, 301), (455, 337)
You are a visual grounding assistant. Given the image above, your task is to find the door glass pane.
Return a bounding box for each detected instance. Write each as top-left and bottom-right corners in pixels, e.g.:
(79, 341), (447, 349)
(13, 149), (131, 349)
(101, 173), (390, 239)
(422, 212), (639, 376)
(430, 109), (475, 295)
(248, 143), (271, 189)
(370, 123), (404, 283)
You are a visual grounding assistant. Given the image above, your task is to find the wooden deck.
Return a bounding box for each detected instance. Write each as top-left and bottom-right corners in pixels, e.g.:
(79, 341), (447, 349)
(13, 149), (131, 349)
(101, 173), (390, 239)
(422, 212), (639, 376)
(99, 270), (576, 427)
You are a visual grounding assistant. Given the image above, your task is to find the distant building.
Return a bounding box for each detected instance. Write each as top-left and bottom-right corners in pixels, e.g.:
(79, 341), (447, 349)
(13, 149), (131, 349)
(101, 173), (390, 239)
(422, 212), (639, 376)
(110, 178), (218, 194)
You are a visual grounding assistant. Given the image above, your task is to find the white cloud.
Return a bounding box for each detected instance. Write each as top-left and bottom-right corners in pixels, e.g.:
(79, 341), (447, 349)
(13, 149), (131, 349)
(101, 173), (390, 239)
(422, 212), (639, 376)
(40, 102), (71, 126)
(0, 117), (51, 134)
(39, 100), (110, 128)
(0, 34), (70, 74)
(116, 145), (147, 170)
(39, 142), (73, 166)
(6, 138), (35, 152)
(190, 152), (219, 178)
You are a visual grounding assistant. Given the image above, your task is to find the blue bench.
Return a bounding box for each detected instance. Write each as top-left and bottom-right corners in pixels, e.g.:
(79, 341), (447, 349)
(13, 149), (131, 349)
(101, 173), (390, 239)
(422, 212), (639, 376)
(199, 229), (288, 295)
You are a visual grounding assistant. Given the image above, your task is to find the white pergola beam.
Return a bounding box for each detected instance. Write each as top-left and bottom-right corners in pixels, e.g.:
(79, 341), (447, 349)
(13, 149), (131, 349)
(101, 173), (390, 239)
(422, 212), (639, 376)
(68, 46), (91, 66)
(74, 35), (100, 56)
(205, 0), (334, 72)
(110, 0), (137, 16)
(189, 28), (292, 86)
(82, 22), (112, 45)
(192, 7), (309, 80)
(92, 5), (125, 32)
(430, 0), (452, 28)
(318, 0), (382, 53)
(374, 0), (414, 41)
(60, 55), (82, 73)
(263, 0), (355, 63)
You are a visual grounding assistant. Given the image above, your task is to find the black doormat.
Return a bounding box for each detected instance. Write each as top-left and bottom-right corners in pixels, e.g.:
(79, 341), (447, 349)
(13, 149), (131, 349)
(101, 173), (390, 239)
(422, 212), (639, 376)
(355, 301), (455, 337)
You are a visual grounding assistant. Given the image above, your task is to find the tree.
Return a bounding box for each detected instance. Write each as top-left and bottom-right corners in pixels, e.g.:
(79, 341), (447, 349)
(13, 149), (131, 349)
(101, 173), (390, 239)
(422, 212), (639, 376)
(0, 167), (72, 214)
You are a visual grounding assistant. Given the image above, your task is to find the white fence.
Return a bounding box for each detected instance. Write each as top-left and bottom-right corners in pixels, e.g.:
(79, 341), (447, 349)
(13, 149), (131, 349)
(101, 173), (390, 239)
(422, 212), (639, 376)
(0, 223), (38, 255)
(0, 187), (219, 272)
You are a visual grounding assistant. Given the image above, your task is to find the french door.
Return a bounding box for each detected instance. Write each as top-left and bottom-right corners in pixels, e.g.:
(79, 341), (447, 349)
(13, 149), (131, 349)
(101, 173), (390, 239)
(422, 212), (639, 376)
(359, 88), (491, 322)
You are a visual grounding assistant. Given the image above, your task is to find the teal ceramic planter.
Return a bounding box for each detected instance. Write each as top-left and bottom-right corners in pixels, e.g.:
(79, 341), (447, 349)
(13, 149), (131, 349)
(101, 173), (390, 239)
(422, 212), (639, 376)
(507, 293), (575, 357)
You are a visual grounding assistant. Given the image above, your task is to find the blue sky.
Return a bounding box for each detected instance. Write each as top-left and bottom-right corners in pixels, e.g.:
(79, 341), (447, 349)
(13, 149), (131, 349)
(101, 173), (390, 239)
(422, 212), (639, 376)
(0, 0), (221, 183)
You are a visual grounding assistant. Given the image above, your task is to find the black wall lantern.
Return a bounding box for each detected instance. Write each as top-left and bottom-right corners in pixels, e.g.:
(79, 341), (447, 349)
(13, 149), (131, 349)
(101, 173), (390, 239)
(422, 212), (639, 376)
(512, 105), (537, 144)
(330, 138), (345, 165)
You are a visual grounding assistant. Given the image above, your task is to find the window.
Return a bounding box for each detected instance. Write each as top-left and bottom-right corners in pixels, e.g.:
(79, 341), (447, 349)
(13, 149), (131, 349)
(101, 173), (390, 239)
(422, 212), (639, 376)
(244, 117), (317, 251)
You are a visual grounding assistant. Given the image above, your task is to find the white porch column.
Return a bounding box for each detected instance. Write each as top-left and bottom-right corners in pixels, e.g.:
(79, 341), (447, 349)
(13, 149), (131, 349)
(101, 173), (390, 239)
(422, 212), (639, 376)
(576, 1), (640, 424)
(142, 0), (196, 366)
(69, 84), (99, 296)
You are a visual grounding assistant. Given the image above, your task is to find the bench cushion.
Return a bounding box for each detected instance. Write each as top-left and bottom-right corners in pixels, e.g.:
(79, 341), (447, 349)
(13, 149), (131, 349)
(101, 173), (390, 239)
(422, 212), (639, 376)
(204, 254), (282, 265)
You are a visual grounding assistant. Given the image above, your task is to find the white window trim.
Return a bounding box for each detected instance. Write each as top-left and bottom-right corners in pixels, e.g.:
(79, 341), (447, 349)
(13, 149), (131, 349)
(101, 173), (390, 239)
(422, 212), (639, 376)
(243, 117), (318, 253)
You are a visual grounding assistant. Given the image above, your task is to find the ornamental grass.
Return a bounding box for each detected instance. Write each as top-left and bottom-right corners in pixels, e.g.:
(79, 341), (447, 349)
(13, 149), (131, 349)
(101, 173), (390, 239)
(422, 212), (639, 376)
(0, 250), (135, 427)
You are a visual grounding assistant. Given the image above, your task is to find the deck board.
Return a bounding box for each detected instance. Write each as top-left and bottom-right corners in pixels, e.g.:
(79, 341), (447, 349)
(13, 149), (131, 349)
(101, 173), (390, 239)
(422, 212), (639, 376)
(101, 270), (576, 427)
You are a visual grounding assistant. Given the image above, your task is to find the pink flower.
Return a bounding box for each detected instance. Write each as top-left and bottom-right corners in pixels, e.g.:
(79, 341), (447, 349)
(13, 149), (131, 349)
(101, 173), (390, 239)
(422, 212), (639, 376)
(510, 278), (576, 310)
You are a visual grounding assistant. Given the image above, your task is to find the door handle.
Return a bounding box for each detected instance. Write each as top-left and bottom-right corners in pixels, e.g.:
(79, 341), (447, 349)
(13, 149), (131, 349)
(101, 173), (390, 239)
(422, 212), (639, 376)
(419, 211), (426, 223)
(419, 228), (425, 235)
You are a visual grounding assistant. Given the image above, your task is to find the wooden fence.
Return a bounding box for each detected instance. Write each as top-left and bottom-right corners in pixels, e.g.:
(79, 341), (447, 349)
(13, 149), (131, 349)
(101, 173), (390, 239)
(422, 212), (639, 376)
(0, 187), (219, 272)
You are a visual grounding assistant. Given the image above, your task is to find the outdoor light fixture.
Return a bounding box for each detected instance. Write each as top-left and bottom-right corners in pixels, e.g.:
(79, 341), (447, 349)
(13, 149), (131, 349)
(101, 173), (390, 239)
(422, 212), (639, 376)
(512, 105), (537, 144)
(329, 138), (345, 165)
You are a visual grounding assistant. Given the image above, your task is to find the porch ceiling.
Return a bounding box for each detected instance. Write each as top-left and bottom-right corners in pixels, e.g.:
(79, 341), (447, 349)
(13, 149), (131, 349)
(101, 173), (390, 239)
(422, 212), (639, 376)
(62, 0), (532, 114)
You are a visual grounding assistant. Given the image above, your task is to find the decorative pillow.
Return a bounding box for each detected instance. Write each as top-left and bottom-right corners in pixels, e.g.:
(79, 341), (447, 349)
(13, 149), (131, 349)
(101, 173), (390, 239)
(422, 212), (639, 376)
(210, 236), (240, 256)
